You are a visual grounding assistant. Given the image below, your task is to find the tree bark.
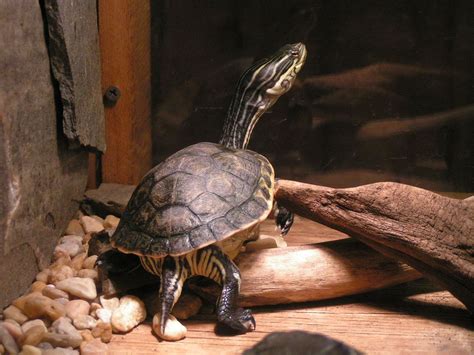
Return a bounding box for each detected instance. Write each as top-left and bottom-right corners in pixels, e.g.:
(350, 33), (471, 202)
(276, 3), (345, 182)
(275, 180), (474, 313)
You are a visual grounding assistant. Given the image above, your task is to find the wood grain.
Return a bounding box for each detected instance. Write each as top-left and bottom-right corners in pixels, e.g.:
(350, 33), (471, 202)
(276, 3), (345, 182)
(275, 180), (474, 314)
(99, 0), (152, 184)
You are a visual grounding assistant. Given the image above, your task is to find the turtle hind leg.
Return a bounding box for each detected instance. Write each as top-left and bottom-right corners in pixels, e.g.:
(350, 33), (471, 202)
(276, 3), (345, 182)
(142, 256), (188, 334)
(274, 202), (294, 236)
(189, 245), (255, 333)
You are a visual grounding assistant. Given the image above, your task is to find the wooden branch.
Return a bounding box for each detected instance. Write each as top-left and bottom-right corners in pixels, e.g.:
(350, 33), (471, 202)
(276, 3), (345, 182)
(275, 180), (474, 313)
(99, 0), (152, 184)
(99, 238), (420, 306)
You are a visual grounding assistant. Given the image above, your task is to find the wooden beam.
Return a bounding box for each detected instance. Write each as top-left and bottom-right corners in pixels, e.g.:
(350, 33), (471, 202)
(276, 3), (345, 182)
(98, 0), (152, 184)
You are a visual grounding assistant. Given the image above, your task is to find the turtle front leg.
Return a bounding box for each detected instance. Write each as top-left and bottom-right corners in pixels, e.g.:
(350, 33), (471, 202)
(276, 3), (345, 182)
(208, 246), (256, 333)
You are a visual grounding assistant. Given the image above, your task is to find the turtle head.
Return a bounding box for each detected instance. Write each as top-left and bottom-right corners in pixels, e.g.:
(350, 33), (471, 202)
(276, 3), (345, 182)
(220, 43), (307, 149)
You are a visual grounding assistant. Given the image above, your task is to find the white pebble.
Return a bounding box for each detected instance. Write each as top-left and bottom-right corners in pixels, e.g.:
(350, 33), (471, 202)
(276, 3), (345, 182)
(111, 295), (146, 333)
(55, 277), (97, 300)
(152, 313), (187, 341)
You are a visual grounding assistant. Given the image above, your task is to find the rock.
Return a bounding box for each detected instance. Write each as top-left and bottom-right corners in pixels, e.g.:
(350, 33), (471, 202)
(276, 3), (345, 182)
(245, 235), (287, 252)
(73, 315), (97, 330)
(59, 235), (83, 245)
(42, 285), (69, 300)
(70, 253), (87, 271)
(80, 216), (104, 234)
(19, 345), (42, 355)
(42, 348), (79, 355)
(152, 313), (187, 341)
(65, 300), (90, 320)
(30, 281), (47, 293)
(20, 325), (47, 346)
(65, 220), (84, 236)
(48, 264), (75, 284)
(82, 255), (97, 270)
(79, 329), (94, 342)
(2, 320), (23, 341)
(13, 292), (66, 321)
(21, 320), (46, 334)
(55, 298), (69, 306)
(95, 309), (112, 324)
(99, 296), (119, 311)
(52, 255), (71, 267)
(47, 317), (82, 348)
(111, 295), (146, 333)
(171, 294), (203, 320)
(55, 277), (97, 300)
(76, 269), (98, 281)
(0, 344), (3, 354)
(0, 323), (19, 354)
(91, 322), (112, 343)
(80, 338), (109, 355)
(3, 305), (28, 324)
(35, 270), (50, 283)
(37, 342), (54, 350)
(54, 241), (82, 259)
(89, 303), (101, 318)
(104, 215), (120, 230)
(92, 215), (105, 225)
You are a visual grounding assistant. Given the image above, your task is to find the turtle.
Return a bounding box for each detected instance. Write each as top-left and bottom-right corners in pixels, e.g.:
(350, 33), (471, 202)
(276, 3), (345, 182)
(110, 43), (307, 336)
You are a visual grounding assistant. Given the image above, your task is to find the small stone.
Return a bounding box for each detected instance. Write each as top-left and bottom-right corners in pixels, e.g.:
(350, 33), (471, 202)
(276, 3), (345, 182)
(0, 344), (4, 355)
(55, 277), (97, 300)
(60, 235), (84, 245)
(65, 300), (90, 320)
(111, 295), (146, 333)
(13, 293), (66, 321)
(73, 315), (97, 330)
(80, 338), (109, 355)
(76, 269), (98, 281)
(49, 265), (75, 284)
(30, 281), (47, 293)
(35, 270), (50, 283)
(42, 285), (69, 300)
(3, 305), (28, 324)
(95, 309), (112, 324)
(65, 219), (85, 236)
(70, 253), (87, 271)
(55, 298), (69, 306)
(20, 325), (46, 347)
(152, 313), (187, 341)
(89, 303), (101, 318)
(104, 215), (120, 230)
(52, 255), (72, 267)
(99, 296), (119, 312)
(42, 347), (79, 355)
(54, 241), (82, 259)
(1, 320), (23, 341)
(19, 345), (42, 355)
(80, 216), (104, 234)
(48, 317), (82, 348)
(91, 321), (112, 343)
(172, 294), (203, 320)
(37, 342), (54, 350)
(79, 329), (94, 342)
(244, 235), (287, 252)
(21, 320), (46, 335)
(82, 255), (98, 270)
(0, 323), (19, 354)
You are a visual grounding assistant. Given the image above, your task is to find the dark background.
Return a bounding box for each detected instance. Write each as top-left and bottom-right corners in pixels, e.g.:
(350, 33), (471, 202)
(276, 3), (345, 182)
(150, 0), (473, 191)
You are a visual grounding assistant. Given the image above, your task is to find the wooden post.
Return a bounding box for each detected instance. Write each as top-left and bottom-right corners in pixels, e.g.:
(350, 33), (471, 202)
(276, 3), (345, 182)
(98, 0), (152, 184)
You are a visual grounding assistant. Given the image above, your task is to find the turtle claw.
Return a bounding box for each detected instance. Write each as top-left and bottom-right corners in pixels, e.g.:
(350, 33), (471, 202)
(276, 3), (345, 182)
(275, 204), (294, 236)
(219, 308), (256, 333)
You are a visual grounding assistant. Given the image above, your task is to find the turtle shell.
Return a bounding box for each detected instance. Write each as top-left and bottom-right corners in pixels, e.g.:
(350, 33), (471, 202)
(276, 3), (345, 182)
(111, 142), (274, 257)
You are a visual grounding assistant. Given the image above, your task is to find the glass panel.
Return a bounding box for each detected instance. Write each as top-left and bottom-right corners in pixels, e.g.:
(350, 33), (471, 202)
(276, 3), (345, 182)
(151, 1), (473, 192)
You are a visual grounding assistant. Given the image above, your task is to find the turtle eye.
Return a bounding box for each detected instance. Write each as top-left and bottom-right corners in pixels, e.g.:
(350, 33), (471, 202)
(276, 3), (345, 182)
(290, 49), (300, 57)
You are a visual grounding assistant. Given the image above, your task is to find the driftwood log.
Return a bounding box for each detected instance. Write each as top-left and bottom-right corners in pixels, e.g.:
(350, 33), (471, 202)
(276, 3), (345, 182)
(97, 237), (420, 307)
(275, 180), (474, 313)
